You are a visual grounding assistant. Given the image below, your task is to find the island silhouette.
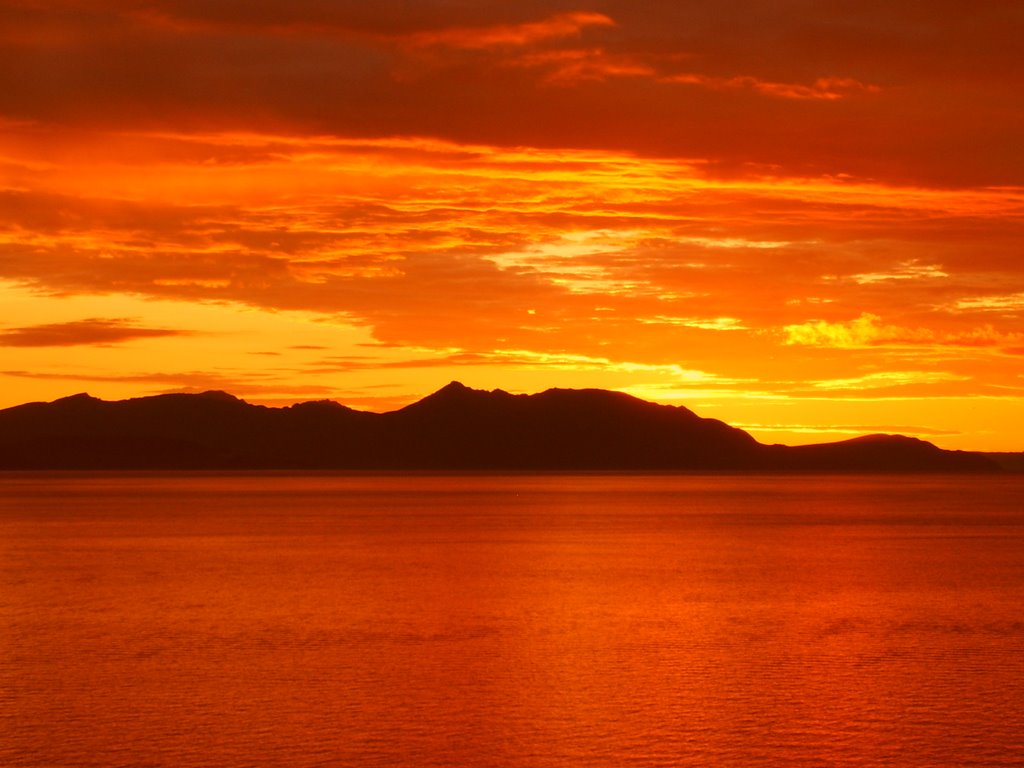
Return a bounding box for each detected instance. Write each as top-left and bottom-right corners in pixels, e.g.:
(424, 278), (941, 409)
(0, 381), (1011, 471)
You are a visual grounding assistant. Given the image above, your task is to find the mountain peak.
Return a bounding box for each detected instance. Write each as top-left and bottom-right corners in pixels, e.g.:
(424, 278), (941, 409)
(415, 381), (477, 403)
(395, 381), (518, 418)
(437, 380), (471, 395)
(54, 392), (100, 405)
(194, 390), (243, 403)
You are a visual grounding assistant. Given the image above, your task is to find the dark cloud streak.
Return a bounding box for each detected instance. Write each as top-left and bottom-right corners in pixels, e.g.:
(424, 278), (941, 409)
(0, 318), (190, 347)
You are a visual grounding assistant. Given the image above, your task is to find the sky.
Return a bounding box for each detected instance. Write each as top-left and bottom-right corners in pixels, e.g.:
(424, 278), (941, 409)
(1, 1), (1023, 451)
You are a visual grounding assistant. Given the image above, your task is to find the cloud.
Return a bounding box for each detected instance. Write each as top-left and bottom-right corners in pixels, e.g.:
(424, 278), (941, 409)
(509, 47), (657, 84)
(0, 318), (190, 347)
(1, 127), (1022, 370)
(1, 368), (339, 398)
(405, 11), (614, 49)
(660, 73), (880, 101)
(810, 371), (969, 390)
(1, 3), (1020, 185)
(784, 313), (1024, 350)
(734, 422), (959, 437)
(950, 293), (1024, 313)
(310, 346), (737, 381)
(636, 316), (747, 331)
(844, 261), (949, 285)
(500, 44), (878, 97)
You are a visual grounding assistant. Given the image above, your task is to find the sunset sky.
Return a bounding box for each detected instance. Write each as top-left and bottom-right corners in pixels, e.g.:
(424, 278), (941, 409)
(2, 1), (1023, 450)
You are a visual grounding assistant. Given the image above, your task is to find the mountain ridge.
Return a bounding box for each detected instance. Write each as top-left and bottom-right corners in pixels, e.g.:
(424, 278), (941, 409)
(0, 382), (1009, 471)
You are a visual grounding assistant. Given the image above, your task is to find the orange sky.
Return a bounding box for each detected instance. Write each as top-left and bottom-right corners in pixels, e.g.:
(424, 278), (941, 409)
(1, 1), (1023, 450)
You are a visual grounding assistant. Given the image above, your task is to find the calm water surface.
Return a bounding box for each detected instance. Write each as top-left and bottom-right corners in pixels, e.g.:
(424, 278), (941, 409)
(2, 472), (1023, 767)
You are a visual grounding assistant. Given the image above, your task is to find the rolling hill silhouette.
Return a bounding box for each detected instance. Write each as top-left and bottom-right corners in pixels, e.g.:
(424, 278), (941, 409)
(0, 381), (1002, 471)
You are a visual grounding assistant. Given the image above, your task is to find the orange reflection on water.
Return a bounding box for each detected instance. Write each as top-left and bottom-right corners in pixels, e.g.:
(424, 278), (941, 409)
(7, 473), (1022, 765)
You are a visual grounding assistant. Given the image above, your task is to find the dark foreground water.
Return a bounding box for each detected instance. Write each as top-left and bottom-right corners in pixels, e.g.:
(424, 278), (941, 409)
(2, 472), (1023, 767)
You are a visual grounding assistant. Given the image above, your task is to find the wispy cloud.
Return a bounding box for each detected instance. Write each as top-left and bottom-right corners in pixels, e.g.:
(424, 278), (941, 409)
(949, 293), (1024, 313)
(734, 422), (959, 437)
(509, 47), (658, 83)
(0, 318), (189, 347)
(1, 368), (339, 399)
(844, 261), (949, 285)
(810, 371), (969, 390)
(784, 313), (1024, 350)
(659, 73), (880, 101)
(636, 316), (747, 330)
(503, 45), (879, 99)
(309, 346), (743, 385)
(405, 12), (615, 50)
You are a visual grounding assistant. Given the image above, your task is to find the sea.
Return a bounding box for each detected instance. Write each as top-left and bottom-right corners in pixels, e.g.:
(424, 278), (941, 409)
(1, 472), (1023, 767)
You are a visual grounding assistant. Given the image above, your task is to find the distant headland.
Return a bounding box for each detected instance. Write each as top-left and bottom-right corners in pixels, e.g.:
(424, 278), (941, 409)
(0, 382), (1018, 471)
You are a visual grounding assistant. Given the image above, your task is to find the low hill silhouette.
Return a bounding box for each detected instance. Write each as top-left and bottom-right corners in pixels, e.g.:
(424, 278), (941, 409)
(0, 382), (1002, 471)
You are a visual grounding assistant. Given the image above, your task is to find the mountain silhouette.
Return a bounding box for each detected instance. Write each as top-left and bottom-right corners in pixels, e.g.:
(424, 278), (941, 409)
(0, 382), (1002, 471)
